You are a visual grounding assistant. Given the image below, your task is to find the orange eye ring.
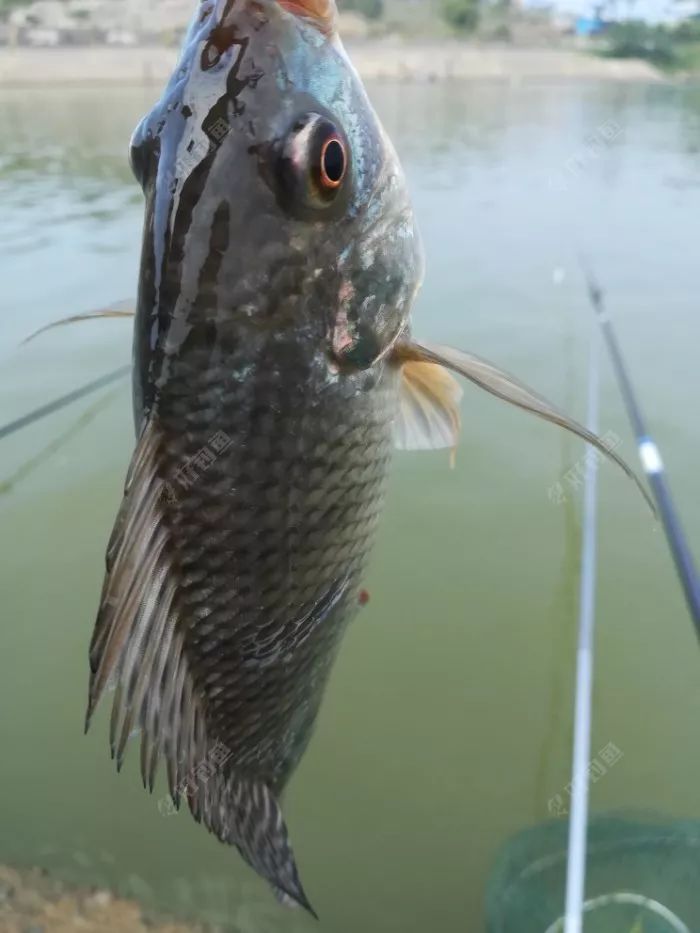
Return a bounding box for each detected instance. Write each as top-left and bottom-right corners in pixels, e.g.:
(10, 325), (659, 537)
(319, 136), (346, 190)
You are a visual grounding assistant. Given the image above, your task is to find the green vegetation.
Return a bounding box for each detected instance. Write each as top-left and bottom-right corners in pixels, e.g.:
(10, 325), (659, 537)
(602, 18), (700, 71)
(603, 20), (677, 66)
(340, 0), (481, 35)
(441, 0), (480, 33)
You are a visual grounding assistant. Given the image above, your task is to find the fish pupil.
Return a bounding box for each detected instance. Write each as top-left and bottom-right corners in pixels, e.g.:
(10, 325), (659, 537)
(321, 139), (345, 186)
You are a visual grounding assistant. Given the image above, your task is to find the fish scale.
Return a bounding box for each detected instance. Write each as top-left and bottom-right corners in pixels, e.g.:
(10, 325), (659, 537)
(159, 361), (397, 781)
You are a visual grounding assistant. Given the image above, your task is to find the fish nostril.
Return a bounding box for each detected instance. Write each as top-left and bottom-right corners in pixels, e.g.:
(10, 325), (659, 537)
(247, 0), (269, 24)
(202, 43), (221, 68)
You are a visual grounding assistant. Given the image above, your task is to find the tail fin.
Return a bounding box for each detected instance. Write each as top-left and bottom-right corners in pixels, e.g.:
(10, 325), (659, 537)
(204, 775), (317, 917)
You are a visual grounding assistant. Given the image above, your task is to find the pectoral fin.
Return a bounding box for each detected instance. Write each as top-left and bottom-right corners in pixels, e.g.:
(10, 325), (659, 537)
(393, 339), (655, 516)
(394, 358), (463, 452)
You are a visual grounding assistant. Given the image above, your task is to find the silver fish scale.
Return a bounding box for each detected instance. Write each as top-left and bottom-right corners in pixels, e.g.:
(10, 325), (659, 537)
(157, 347), (398, 792)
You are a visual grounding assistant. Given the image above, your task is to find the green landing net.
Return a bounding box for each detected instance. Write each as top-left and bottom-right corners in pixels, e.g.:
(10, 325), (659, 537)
(485, 813), (700, 933)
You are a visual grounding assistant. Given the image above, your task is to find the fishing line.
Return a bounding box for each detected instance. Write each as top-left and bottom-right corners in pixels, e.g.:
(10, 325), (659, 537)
(0, 365), (130, 442)
(580, 260), (700, 639)
(562, 321), (600, 933)
(0, 387), (120, 496)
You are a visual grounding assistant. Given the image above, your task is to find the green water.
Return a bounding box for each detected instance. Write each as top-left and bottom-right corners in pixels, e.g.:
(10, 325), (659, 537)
(1, 80), (699, 932)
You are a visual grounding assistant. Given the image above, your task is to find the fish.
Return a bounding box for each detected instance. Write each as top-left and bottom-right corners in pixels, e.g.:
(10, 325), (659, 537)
(82, 0), (654, 917)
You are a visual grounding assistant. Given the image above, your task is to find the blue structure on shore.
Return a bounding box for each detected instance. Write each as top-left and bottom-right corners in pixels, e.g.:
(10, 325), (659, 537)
(574, 14), (606, 34)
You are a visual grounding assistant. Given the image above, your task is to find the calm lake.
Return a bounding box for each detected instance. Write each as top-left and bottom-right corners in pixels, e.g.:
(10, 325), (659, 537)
(1, 79), (700, 932)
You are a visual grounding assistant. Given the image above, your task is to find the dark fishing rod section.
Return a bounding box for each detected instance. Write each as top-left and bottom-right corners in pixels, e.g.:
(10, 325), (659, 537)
(582, 264), (700, 638)
(0, 365), (130, 442)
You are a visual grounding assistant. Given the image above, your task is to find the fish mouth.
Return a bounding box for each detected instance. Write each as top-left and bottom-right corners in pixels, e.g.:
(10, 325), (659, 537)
(277, 0), (336, 33)
(206, 0), (336, 39)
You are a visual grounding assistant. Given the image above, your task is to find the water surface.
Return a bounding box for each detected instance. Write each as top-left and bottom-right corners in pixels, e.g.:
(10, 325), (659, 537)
(1, 80), (699, 932)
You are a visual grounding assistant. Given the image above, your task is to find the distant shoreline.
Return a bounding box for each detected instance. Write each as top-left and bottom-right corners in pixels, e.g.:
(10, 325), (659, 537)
(0, 43), (664, 87)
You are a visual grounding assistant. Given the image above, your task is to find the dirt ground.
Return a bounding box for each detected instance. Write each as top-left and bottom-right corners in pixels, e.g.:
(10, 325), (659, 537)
(0, 864), (204, 933)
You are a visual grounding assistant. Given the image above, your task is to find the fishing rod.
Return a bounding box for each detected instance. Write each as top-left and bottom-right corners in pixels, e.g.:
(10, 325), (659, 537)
(562, 324), (600, 933)
(0, 365), (130, 442)
(581, 263), (700, 640)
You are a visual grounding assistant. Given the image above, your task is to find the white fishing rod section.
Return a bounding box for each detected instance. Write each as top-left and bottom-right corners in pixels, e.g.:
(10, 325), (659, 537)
(563, 323), (600, 933)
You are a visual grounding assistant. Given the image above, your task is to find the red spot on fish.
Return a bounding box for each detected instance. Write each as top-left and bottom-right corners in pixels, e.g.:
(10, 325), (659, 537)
(358, 589), (370, 606)
(332, 306), (353, 358)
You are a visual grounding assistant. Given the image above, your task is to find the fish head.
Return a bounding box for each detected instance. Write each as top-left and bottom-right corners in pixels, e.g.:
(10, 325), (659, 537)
(129, 0), (422, 393)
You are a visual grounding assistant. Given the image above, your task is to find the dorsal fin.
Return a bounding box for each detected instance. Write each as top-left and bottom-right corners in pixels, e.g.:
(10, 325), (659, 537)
(85, 418), (207, 802)
(85, 418), (315, 912)
(21, 303), (134, 345)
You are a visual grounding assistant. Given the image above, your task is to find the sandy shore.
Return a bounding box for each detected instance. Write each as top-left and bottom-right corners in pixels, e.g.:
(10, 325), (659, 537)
(0, 863), (204, 933)
(0, 43), (663, 87)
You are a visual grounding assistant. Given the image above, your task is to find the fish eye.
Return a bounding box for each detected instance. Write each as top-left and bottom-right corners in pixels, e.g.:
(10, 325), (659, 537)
(129, 141), (147, 186)
(277, 113), (350, 216)
(128, 124), (157, 190)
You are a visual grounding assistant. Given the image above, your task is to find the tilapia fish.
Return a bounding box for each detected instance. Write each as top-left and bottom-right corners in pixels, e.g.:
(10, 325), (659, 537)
(84, 0), (651, 914)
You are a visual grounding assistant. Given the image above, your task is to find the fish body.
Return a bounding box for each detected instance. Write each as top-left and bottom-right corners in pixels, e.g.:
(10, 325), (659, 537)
(85, 0), (653, 914)
(88, 0), (423, 912)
